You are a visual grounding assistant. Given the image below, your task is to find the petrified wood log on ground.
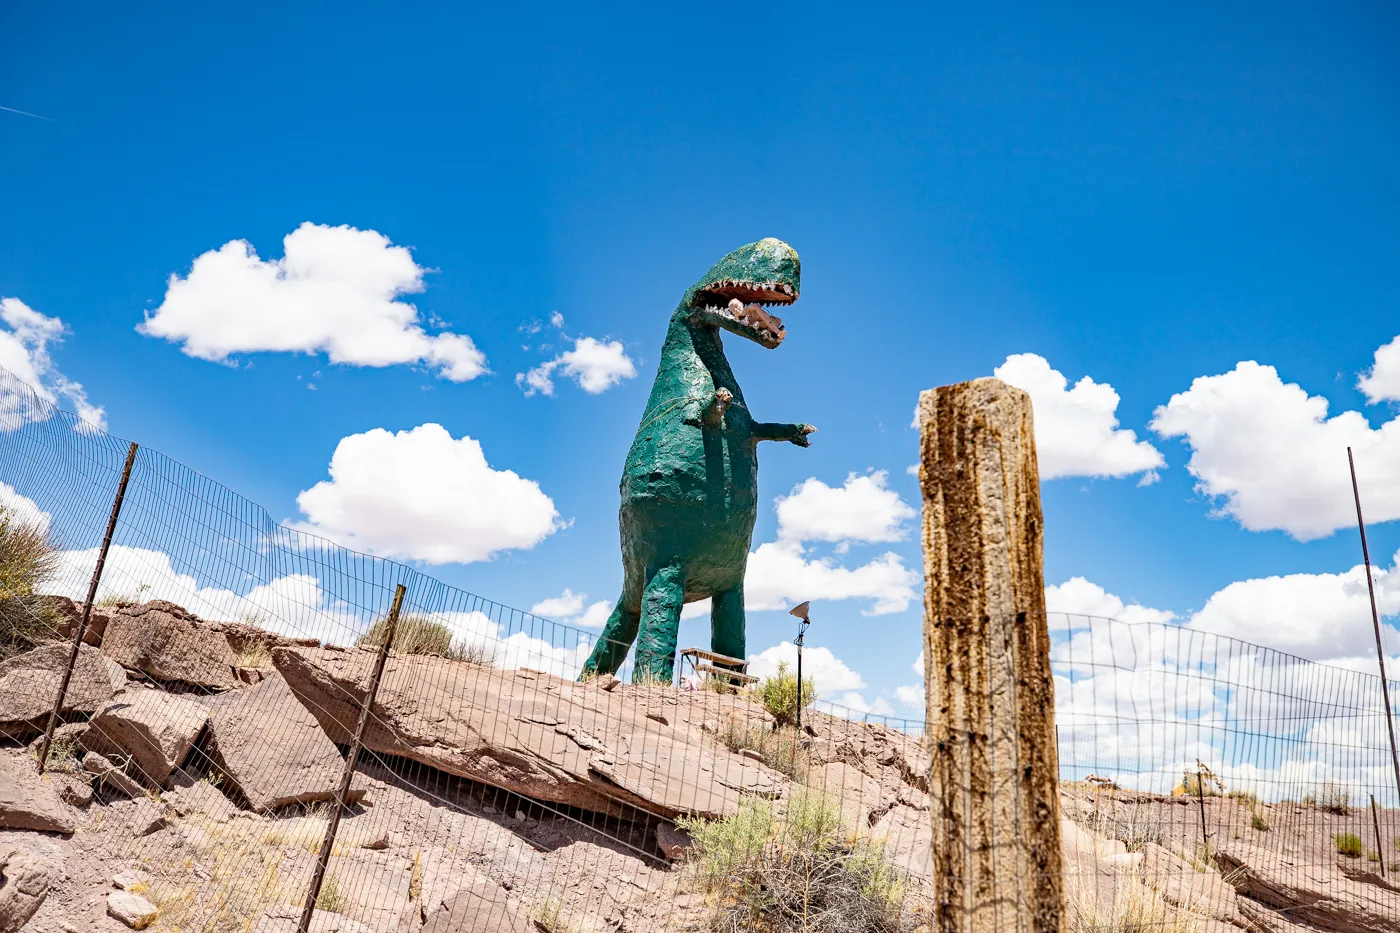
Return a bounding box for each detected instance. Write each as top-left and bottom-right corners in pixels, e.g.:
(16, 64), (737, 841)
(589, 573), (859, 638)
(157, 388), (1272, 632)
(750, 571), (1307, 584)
(918, 377), (1063, 933)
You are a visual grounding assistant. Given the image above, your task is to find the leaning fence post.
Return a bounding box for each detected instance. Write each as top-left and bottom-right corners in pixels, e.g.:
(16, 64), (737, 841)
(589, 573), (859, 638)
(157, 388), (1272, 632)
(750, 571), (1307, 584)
(1196, 769), (1210, 861)
(297, 582), (405, 933)
(1371, 794), (1386, 876)
(918, 378), (1064, 933)
(37, 441), (138, 773)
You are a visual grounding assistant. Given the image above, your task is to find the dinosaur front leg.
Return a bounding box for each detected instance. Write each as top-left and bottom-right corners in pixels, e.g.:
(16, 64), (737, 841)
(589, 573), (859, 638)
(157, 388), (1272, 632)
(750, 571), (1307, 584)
(633, 561), (686, 685)
(754, 422), (818, 447)
(580, 598), (641, 679)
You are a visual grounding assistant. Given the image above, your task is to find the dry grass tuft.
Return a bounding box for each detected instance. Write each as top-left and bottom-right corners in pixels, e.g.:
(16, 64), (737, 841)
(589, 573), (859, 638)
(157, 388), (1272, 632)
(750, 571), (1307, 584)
(142, 817), (308, 933)
(532, 898), (574, 933)
(1320, 782), (1351, 815)
(714, 716), (809, 781)
(1066, 865), (1206, 933)
(233, 642), (273, 670)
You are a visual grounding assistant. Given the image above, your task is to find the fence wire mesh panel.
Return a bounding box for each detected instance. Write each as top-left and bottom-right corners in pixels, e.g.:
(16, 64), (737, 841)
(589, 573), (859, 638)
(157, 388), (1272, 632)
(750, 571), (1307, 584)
(1, 363), (1398, 933)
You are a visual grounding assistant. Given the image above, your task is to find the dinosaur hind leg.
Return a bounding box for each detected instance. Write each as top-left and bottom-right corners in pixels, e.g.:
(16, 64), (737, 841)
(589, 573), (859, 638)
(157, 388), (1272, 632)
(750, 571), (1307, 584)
(579, 599), (640, 680)
(710, 586), (746, 665)
(633, 561), (686, 685)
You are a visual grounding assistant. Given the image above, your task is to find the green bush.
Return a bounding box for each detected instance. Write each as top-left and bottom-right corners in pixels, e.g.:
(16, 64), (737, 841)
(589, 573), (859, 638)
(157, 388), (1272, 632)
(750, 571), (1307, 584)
(0, 503), (61, 660)
(677, 788), (906, 932)
(1335, 833), (1363, 858)
(757, 660), (816, 727)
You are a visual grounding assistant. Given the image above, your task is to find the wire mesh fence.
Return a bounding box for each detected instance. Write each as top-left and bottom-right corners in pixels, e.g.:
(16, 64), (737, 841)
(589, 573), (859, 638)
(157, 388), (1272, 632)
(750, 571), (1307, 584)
(1, 363), (1397, 932)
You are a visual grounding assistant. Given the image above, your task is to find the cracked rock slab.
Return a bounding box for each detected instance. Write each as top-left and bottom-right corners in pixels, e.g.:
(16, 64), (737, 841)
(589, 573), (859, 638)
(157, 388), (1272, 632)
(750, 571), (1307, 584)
(0, 643), (125, 738)
(205, 671), (361, 811)
(272, 646), (783, 819)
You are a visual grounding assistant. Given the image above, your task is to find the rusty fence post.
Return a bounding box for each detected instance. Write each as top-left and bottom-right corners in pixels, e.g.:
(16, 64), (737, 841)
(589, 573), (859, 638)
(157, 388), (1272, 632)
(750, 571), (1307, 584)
(1371, 794), (1386, 876)
(918, 378), (1064, 933)
(297, 583), (406, 933)
(37, 441), (138, 773)
(1196, 769), (1210, 860)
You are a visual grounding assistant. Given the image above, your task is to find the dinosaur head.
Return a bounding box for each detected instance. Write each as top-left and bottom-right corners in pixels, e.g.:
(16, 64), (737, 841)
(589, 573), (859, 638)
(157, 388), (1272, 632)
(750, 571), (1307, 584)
(684, 238), (800, 349)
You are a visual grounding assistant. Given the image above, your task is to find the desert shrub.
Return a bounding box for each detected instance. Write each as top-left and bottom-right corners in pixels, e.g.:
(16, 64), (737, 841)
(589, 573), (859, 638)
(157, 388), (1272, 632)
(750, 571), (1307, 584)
(757, 661), (816, 727)
(1250, 811), (1270, 832)
(1175, 767), (1224, 799)
(677, 788), (906, 932)
(358, 613), (494, 664)
(1320, 782), (1350, 815)
(1084, 801), (1164, 853)
(1335, 833), (1363, 858)
(0, 503), (61, 660)
(714, 716), (809, 780)
(453, 640), (496, 666)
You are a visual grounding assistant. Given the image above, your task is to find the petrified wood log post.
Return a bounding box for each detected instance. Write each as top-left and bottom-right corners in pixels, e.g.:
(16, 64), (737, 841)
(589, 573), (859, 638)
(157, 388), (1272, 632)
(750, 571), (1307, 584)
(918, 378), (1063, 933)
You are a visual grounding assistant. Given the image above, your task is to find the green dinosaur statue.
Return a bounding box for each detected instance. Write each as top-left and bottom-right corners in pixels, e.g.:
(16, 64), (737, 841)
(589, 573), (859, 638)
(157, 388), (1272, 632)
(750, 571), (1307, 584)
(580, 238), (815, 684)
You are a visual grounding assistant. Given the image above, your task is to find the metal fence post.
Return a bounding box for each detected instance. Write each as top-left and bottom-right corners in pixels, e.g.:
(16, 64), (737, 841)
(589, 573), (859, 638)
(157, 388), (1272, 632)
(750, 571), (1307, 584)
(297, 582), (406, 933)
(37, 441), (138, 773)
(1371, 794), (1386, 876)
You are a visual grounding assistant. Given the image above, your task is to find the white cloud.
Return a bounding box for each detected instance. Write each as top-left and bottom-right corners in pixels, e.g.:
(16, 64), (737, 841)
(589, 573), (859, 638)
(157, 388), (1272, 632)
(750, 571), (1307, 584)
(1151, 361), (1400, 539)
(993, 353), (1163, 483)
(1045, 577), (1177, 625)
(47, 545), (360, 644)
(517, 336), (636, 396)
(1358, 334), (1400, 403)
(138, 223), (487, 381)
(293, 423), (563, 564)
(529, 588), (612, 628)
(576, 601), (612, 628)
(747, 642), (866, 694)
(775, 471), (914, 545)
(530, 589), (586, 619)
(746, 540), (919, 616)
(1040, 564), (1400, 668)
(832, 692), (897, 717)
(681, 599), (711, 620)
(893, 684), (923, 707)
(0, 297), (106, 429)
(0, 481), (50, 534)
(1187, 550), (1400, 661)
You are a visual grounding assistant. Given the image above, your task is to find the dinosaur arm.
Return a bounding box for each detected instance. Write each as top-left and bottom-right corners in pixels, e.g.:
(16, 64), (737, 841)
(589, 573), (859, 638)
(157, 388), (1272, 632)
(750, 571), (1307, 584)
(701, 387), (734, 426)
(754, 422), (817, 447)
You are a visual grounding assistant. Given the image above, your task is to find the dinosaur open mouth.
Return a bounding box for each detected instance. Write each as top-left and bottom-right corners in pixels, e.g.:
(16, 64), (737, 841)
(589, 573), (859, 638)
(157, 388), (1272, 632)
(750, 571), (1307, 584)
(696, 280), (796, 345)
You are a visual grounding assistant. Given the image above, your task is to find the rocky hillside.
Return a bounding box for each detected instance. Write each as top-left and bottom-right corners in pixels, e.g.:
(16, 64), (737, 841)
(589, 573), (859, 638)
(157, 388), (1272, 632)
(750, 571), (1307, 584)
(0, 598), (1397, 933)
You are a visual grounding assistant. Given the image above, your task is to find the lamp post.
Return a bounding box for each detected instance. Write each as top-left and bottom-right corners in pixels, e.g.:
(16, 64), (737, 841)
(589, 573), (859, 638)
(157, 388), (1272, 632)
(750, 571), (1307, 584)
(789, 601), (812, 733)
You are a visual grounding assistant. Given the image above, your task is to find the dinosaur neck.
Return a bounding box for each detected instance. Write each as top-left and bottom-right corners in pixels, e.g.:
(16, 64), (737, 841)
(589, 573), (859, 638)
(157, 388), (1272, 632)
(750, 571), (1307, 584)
(654, 313), (743, 403)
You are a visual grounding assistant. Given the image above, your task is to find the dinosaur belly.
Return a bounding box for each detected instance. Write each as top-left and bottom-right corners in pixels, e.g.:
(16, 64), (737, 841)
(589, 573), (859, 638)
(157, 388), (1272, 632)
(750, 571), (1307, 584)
(619, 424), (759, 600)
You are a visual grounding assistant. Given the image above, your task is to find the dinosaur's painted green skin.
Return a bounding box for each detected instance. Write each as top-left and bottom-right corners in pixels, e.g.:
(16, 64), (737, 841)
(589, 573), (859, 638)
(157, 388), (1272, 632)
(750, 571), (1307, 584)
(580, 239), (814, 684)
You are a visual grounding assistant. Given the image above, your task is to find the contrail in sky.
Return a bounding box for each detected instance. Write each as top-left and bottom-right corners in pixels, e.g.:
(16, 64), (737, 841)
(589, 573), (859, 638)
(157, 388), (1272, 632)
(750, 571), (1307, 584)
(0, 105), (57, 122)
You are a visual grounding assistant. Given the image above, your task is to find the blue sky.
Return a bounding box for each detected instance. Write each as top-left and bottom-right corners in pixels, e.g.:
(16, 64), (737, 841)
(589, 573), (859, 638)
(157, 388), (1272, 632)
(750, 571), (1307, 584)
(4, 1), (1400, 715)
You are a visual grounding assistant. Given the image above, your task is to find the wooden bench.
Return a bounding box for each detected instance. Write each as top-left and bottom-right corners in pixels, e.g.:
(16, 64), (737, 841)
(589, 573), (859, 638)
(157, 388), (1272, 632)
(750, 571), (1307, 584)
(680, 648), (757, 686)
